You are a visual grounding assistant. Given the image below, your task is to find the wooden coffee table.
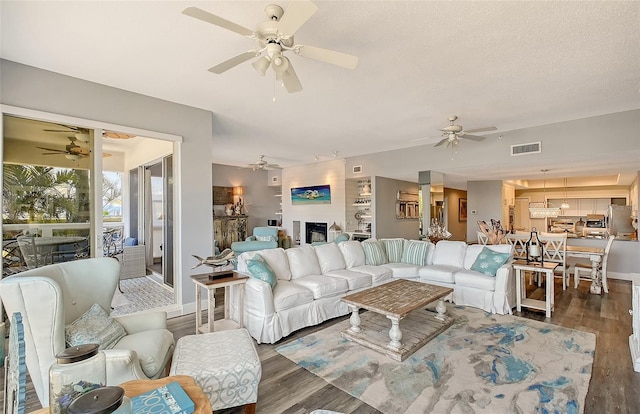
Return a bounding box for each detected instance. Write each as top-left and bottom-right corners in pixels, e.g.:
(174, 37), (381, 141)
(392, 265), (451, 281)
(341, 279), (454, 361)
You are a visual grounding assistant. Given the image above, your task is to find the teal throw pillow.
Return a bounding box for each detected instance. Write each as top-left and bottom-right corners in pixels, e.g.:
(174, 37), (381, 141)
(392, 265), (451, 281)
(382, 238), (404, 263)
(65, 303), (127, 350)
(470, 246), (511, 277)
(362, 240), (388, 265)
(247, 255), (277, 288)
(401, 239), (430, 266)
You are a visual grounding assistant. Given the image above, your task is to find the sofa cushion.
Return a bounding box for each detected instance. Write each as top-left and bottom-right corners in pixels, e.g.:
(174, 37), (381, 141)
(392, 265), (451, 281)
(246, 255), (277, 288)
(286, 246), (322, 279)
(469, 246), (511, 277)
(454, 269), (497, 291)
(350, 265), (393, 285)
(272, 280), (314, 311)
(257, 248), (292, 281)
(292, 275), (349, 299)
(380, 262), (420, 279)
(425, 241), (436, 265)
(314, 243), (347, 273)
(401, 239), (430, 265)
(362, 240), (388, 265)
(432, 241), (467, 267)
(65, 303), (127, 350)
(382, 238), (404, 263)
(338, 241), (366, 268)
(463, 244), (513, 269)
(418, 264), (460, 284)
(324, 269), (372, 290)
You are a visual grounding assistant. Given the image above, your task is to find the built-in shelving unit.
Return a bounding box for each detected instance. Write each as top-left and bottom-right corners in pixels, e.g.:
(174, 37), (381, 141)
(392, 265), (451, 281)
(396, 190), (419, 219)
(345, 178), (373, 240)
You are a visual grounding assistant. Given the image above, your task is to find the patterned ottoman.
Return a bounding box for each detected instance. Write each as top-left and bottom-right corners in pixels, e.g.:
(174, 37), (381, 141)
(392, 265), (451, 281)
(170, 329), (262, 413)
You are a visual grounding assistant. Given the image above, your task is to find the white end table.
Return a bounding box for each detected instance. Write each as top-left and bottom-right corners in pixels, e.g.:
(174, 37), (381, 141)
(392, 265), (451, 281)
(191, 270), (248, 334)
(513, 260), (559, 318)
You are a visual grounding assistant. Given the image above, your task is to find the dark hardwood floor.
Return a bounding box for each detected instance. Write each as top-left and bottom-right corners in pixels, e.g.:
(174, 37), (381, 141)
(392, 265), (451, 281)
(4, 278), (639, 413)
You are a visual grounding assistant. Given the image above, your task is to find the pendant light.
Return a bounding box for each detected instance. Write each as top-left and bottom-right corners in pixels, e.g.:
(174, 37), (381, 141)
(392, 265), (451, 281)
(528, 169), (561, 218)
(560, 177), (570, 210)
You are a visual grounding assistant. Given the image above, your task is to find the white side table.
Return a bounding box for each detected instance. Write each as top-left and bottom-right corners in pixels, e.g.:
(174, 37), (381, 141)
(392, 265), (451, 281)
(513, 260), (559, 318)
(191, 270), (248, 334)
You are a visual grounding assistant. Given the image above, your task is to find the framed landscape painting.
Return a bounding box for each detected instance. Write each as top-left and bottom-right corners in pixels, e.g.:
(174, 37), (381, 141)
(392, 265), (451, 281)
(291, 185), (331, 205)
(459, 198), (467, 222)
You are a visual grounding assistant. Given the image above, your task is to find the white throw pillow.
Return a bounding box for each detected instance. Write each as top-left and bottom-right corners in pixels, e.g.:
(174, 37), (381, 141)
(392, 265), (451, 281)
(314, 243), (347, 273)
(338, 241), (366, 268)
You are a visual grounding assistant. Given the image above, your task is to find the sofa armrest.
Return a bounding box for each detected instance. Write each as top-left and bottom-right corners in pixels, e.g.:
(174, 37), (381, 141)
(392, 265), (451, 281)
(113, 311), (168, 334)
(493, 262), (514, 294)
(244, 277), (275, 317)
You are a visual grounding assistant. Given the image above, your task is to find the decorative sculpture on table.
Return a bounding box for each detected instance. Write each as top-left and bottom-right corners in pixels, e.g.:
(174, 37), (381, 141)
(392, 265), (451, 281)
(192, 248), (236, 269)
(525, 227), (545, 265)
(477, 219), (507, 245)
(425, 218), (451, 243)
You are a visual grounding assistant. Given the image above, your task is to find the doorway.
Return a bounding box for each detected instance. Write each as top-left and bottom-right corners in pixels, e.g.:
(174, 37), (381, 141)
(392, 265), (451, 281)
(138, 155), (174, 287)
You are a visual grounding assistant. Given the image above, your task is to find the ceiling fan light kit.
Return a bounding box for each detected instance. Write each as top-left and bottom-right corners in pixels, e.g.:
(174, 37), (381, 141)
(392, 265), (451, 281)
(433, 115), (497, 148)
(183, 0), (358, 93)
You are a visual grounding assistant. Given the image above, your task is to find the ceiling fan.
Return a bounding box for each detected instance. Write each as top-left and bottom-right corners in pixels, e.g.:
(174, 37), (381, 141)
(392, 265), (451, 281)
(182, 0), (359, 93)
(434, 115), (497, 148)
(37, 136), (111, 159)
(248, 155), (281, 171)
(43, 123), (135, 140)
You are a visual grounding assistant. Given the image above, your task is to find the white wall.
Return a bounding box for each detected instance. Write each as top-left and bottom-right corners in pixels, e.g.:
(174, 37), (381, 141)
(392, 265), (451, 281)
(374, 176), (420, 239)
(282, 159), (346, 245)
(211, 163), (281, 231)
(1, 59), (213, 309)
(466, 181), (503, 242)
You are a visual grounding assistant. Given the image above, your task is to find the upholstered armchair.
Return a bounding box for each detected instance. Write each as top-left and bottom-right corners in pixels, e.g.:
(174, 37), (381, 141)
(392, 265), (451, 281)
(0, 257), (175, 407)
(231, 226), (278, 254)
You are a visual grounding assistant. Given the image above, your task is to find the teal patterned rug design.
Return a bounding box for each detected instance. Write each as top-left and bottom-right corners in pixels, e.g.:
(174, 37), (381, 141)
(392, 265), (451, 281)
(111, 276), (174, 316)
(276, 306), (595, 414)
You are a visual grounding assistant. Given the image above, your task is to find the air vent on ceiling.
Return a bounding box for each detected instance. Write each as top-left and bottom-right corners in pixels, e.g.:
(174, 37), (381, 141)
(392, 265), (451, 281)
(511, 142), (541, 156)
(353, 165), (363, 174)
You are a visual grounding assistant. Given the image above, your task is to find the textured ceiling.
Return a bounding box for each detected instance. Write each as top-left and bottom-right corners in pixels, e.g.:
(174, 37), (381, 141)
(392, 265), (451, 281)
(1, 1), (639, 184)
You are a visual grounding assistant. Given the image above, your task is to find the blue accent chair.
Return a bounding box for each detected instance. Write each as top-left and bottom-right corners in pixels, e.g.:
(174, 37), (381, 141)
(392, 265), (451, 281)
(231, 227), (279, 254)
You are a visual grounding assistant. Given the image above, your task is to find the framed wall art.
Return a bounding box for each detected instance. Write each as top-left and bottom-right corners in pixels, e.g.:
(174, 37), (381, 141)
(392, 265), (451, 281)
(458, 198), (467, 222)
(291, 184), (331, 205)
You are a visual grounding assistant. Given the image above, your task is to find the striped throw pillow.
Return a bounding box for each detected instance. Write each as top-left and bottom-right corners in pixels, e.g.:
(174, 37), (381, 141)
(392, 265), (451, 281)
(382, 238), (404, 263)
(362, 240), (388, 265)
(401, 240), (430, 266)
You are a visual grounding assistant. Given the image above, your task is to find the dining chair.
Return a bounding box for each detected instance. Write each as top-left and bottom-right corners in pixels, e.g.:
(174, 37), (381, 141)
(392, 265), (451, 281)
(476, 231), (489, 245)
(505, 233), (528, 260)
(16, 235), (43, 269)
(574, 235), (615, 293)
(539, 232), (568, 290)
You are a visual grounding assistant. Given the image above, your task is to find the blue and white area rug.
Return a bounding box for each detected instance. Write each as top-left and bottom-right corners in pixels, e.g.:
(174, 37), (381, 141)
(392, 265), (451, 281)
(276, 306), (595, 414)
(111, 276), (174, 316)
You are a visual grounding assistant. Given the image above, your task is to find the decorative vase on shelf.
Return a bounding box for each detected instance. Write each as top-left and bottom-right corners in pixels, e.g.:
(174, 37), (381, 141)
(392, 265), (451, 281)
(225, 204), (234, 216)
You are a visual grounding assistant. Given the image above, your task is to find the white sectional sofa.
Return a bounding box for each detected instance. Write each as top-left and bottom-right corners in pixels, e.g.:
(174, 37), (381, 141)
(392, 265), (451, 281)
(235, 239), (515, 344)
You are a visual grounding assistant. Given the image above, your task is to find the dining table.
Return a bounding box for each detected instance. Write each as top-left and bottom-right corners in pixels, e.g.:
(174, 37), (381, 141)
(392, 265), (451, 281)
(565, 245), (606, 294)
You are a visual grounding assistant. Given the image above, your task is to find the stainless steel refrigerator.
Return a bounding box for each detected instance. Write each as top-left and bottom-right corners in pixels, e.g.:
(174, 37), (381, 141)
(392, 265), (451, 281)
(608, 205), (634, 239)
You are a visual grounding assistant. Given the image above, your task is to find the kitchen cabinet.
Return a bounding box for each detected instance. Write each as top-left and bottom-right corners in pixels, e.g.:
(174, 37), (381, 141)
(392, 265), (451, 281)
(552, 198), (611, 217)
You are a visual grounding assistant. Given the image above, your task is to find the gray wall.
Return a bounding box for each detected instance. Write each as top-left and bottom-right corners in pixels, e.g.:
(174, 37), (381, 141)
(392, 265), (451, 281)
(445, 188), (467, 242)
(1, 59), (213, 306)
(375, 176), (420, 239)
(211, 163), (281, 231)
(466, 181), (503, 242)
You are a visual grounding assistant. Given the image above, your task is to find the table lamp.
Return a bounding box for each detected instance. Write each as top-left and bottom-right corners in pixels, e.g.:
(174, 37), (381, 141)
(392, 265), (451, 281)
(526, 227), (545, 265)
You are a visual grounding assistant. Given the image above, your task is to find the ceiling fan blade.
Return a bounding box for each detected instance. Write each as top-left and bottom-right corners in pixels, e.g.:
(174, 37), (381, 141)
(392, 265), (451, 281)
(182, 7), (254, 38)
(464, 126), (497, 133)
(40, 152), (65, 156)
(460, 135), (486, 142)
(208, 51), (258, 74)
(434, 138), (448, 147)
(44, 129), (74, 133)
(282, 63), (303, 93)
(278, 0), (318, 37)
(37, 147), (67, 153)
(296, 44), (358, 69)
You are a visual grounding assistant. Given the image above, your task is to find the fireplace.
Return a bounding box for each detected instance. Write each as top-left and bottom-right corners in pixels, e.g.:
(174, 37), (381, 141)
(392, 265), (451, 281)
(305, 222), (327, 244)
